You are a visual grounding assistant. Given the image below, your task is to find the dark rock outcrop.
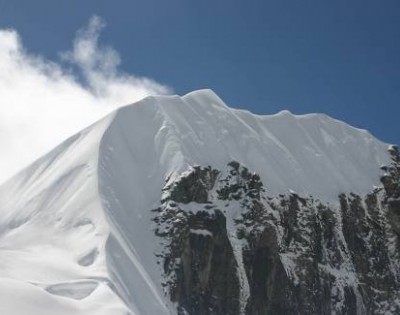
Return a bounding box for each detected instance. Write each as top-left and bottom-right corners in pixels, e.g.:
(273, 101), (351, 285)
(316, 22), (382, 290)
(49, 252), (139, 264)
(152, 146), (400, 315)
(153, 167), (241, 315)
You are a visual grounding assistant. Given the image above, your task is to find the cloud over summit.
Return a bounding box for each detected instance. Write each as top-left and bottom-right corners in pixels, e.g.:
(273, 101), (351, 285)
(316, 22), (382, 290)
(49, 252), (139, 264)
(0, 16), (171, 183)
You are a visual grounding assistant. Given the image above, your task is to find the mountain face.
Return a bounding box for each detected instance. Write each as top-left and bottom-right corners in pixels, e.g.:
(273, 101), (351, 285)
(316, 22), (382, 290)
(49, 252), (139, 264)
(0, 89), (399, 315)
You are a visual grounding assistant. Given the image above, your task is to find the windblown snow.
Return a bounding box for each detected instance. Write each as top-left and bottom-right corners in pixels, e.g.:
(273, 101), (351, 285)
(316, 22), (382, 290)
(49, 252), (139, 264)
(0, 89), (391, 314)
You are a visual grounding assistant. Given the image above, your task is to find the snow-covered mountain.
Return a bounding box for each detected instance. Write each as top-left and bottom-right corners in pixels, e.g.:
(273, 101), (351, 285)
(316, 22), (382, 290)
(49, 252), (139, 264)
(0, 89), (399, 314)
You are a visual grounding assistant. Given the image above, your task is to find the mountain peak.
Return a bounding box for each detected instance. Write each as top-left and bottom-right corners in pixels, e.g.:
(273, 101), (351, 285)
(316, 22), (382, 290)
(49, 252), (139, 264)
(0, 90), (395, 315)
(107, 90), (389, 201)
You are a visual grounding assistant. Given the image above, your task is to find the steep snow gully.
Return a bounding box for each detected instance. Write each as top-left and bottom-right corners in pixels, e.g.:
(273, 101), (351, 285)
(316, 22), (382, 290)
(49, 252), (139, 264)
(0, 89), (394, 314)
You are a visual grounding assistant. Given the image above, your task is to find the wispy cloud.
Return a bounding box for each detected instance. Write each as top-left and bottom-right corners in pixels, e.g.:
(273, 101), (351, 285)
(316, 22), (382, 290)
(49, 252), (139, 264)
(0, 16), (172, 184)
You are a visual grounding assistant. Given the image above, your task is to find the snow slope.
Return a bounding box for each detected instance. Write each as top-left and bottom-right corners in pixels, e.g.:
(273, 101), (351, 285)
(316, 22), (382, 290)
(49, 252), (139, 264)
(0, 114), (132, 315)
(0, 89), (391, 314)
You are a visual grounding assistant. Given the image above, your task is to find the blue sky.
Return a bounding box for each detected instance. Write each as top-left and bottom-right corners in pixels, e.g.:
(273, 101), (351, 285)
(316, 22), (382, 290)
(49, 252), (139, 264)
(0, 0), (399, 176)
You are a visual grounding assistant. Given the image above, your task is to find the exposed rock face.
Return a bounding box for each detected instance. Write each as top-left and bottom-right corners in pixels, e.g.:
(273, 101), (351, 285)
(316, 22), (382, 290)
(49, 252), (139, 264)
(382, 145), (400, 236)
(153, 167), (241, 315)
(152, 148), (400, 315)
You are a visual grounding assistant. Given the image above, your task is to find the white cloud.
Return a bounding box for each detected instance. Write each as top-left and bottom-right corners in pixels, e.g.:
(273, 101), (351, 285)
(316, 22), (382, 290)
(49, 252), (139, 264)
(0, 16), (171, 184)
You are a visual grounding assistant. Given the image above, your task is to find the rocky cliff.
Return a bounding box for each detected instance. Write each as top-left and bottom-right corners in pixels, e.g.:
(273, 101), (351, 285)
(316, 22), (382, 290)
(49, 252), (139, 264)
(152, 147), (400, 315)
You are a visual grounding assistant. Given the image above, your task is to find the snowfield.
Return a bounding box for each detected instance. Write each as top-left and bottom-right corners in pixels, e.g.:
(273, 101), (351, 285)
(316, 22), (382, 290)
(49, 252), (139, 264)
(0, 89), (391, 314)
